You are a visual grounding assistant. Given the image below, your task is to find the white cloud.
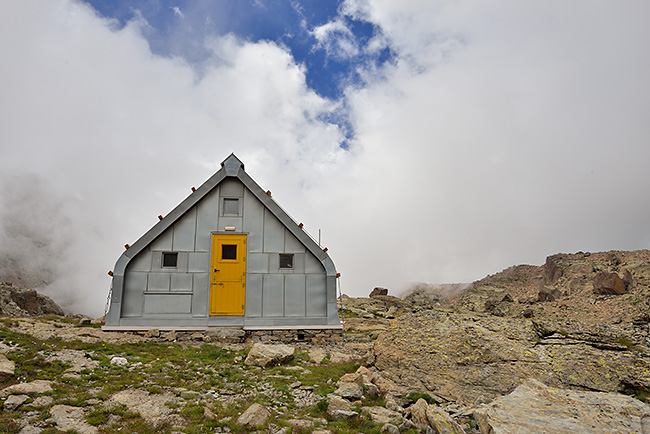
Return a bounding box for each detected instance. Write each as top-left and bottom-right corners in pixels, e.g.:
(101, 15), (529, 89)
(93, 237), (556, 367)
(171, 6), (184, 19)
(1, 0), (649, 316)
(311, 19), (360, 60)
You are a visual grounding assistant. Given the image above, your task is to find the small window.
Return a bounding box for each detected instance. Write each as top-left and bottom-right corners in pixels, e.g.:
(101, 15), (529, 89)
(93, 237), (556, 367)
(223, 198), (239, 215)
(222, 244), (237, 260)
(162, 252), (178, 268)
(279, 254), (294, 269)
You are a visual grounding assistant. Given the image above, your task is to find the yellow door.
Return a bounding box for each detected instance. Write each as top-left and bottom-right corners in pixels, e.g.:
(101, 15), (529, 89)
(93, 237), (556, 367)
(210, 234), (246, 315)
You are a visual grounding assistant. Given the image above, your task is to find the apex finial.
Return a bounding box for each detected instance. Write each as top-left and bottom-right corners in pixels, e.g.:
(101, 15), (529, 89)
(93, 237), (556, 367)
(221, 153), (244, 176)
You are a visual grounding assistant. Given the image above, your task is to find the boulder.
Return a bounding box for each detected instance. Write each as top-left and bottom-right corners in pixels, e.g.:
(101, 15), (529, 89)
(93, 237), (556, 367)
(49, 405), (98, 434)
(331, 410), (358, 420)
(425, 406), (466, 434)
(244, 343), (294, 367)
(361, 406), (403, 425)
(593, 271), (628, 295)
(381, 423), (400, 434)
(0, 354), (15, 377)
(337, 372), (364, 385)
(474, 378), (650, 434)
(110, 356), (128, 367)
(410, 398), (430, 429)
(1, 380), (52, 396)
(333, 382), (363, 400)
(309, 347), (327, 364)
(327, 395), (352, 415)
(370, 287), (389, 297)
(537, 287), (561, 302)
(3, 394), (29, 411)
(237, 403), (270, 427)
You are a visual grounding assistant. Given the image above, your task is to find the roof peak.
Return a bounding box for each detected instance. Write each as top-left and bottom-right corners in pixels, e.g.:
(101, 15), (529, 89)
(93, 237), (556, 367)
(221, 153), (244, 176)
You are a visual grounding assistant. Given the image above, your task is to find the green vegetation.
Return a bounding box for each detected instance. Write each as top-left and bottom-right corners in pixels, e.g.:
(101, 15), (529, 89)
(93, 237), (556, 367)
(0, 322), (401, 434)
(405, 392), (438, 405)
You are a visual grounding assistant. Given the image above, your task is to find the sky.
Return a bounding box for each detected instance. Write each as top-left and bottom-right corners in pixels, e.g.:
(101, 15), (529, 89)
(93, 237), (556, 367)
(1, 0), (649, 316)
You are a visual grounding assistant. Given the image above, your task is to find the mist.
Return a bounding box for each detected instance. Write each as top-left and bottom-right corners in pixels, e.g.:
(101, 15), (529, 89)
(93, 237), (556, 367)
(1, 1), (649, 316)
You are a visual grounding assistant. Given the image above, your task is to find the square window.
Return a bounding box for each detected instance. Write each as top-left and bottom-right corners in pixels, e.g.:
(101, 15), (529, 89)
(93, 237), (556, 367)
(222, 244), (237, 260)
(162, 252), (178, 268)
(279, 254), (294, 269)
(223, 198), (239, 215)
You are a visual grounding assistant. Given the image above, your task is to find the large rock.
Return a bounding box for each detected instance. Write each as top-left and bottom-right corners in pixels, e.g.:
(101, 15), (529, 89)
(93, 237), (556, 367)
(1, 380), (52, 396)
(0, 283), (64, 316)
(244, 343), (294, 367)
(3, 394), (29, 411)
(370, 287), (389, 297)
(474, 378), (650, 434)
(593, 271), (628, 295)
(425, 405), (466, 434)
(49, 405), (98, 434)
(0, 354), (15, 377)
(360, 406), (403, 425)
(373, 311), (650, 404)
(236, 403), (270, 427)
(333, 382), (364, 400)
(327, 395), (352, 415)
(109, 389), (176, 425)
(410, 398), (430, 429)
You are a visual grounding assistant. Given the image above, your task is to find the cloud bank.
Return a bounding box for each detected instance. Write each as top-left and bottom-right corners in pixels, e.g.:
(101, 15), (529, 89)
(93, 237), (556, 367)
(1, 0), (649, 315)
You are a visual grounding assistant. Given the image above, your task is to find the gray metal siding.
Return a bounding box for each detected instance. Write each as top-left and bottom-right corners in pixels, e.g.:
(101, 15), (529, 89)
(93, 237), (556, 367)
(144, 294), (192, 314)
(306, 274), (327, 316)
(148, 273), (170, 291)
(263, 208), (285, 252)
(122, 273), (146, 317)
(245, 274), (263, 317)
(247, 253), (269, 273)
(191, 273), (209, 317)
(171, 273), (193, 291)
(243, 189), (264, 252)
(150, 230), (173, 251)
(285, 275), (306, 316)
(128, 251), (152, 272)
(195, 188), (220, 251)
(188, 252), (209, 272)
(262, 274), (284, 316)
(172, 209), (196, 251)
(284, 232), (305, 253)
(110, 154), (340, 330)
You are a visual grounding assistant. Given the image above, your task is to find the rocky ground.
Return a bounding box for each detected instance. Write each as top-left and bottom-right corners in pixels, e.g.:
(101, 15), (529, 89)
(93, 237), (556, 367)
(1, 249), (650, 433)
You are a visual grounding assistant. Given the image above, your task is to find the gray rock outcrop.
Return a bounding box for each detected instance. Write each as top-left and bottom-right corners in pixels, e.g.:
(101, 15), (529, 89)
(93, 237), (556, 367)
(373, 311), (650, 404)
(49, 405), (98, 434)
(0, 282), (64, 316)
(474, 378), (650, 434)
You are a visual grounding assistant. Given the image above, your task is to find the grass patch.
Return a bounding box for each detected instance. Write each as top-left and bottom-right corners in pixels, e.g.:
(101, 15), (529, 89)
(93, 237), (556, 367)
(405, 392), (437, 405)
(617, 337), (643, 352)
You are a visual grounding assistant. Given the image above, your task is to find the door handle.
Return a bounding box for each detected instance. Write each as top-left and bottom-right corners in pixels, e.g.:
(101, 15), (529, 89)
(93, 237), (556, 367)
(214, 269), (220, 272)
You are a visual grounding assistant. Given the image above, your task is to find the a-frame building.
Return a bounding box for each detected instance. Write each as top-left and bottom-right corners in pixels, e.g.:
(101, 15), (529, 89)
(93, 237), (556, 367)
(103, 154), (341, 330)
